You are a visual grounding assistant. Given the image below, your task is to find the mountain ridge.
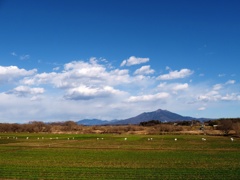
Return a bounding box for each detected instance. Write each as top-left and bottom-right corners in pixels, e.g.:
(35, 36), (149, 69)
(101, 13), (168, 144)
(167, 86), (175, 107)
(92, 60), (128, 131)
(76, 109), (208, 125)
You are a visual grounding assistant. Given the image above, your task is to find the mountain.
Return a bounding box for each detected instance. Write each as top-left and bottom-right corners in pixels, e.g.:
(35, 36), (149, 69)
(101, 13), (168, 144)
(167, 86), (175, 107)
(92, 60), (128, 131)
(77, 119), (119, 125)
(112, 109), (201, 125)
(76, 109), (208, 125)
(77, 119), (110, 126)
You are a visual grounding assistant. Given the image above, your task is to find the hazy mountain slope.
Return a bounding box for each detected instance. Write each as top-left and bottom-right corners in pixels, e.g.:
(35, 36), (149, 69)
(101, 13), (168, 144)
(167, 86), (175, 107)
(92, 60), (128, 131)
(76, 109), (204, 125)
(112, 109), (197, 125)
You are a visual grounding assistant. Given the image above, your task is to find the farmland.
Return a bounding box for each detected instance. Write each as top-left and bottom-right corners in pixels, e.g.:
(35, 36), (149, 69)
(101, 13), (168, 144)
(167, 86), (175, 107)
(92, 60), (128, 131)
(0, 133), (240, 179)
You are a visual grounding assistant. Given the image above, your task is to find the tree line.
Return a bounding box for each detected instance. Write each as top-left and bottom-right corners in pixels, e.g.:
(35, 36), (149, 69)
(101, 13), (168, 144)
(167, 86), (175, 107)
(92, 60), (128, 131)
(0, 121), (78, 133)
(0, 118), (239, 136)
(205, 118), (240, 136)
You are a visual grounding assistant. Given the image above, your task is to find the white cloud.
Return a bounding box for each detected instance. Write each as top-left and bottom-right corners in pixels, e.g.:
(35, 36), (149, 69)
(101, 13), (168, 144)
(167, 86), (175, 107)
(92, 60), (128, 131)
(196, 81), (239, 102)
(157, 69), (193, 80)
(157, 82), (167, 88)
(0, 57), (240, 122)
(213, 84), (222, 91)
(218, 74), (225, 77)
(11, 52), (17, 56)
(20, 54), (30, 60)
(64, 60), (106, 76)
(127, 92), (169, 103)
(197, 84), (240, 103)
(64, 85), (125, 100)
(172, 83), (189, 91)
(7, 86), (44, 97)
(0, 66), (37, 83)
(198, 107), (206, 111)
(158, 82), (189, 92)
(22, 72), (57, 86)
(225, 80), (235, 85)
(53, 67), (60, 71)
(22, 60), (133, 90)
(0, 66), (36, 76)
(166, 66), (171, 71)
(221, 93), (240, 101)
(134, 65), (155, 75)
(30, 96), (43, 101)
(120, 56), (149, 66)
(197, 90), (220, 102)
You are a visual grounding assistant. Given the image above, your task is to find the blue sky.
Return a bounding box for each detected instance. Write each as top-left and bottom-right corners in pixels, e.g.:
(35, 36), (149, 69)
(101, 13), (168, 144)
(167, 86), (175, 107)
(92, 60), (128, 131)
(0, 0), (240, 123)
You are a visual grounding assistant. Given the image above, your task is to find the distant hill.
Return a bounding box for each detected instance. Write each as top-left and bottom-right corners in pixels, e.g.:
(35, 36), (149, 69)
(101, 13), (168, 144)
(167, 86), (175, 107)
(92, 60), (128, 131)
(112, 109), (198, 125)
(76, 119), (118, 126)
(76, 109), (208, 125)
(77, 119), (110, 126)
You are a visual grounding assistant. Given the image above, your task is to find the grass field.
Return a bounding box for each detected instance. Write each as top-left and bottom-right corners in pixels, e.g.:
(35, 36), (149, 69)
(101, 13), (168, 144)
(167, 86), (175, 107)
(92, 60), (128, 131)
(0, 133), (240, 179)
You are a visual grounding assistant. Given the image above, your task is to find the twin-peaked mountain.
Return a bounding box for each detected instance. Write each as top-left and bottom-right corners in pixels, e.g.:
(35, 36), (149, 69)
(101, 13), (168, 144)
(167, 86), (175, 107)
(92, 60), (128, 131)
(77, 109), (207, 125)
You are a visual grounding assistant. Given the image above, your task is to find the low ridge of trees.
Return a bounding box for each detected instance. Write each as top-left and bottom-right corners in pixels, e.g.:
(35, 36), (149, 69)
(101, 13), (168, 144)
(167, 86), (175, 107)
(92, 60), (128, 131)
(140, 120), (161, 126)
(0, 118), (240, 136)
(0, 121), (78, 133)
(174, 120), (201, 126)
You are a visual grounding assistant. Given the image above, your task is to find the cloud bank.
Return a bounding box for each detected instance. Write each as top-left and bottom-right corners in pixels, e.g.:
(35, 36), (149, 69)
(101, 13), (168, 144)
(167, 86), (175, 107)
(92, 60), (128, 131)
(0, 56), (239, 123)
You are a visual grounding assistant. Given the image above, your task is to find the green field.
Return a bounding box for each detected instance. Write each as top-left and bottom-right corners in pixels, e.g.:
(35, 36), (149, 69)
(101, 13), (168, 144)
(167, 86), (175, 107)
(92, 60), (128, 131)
(0, 133), (240, 179)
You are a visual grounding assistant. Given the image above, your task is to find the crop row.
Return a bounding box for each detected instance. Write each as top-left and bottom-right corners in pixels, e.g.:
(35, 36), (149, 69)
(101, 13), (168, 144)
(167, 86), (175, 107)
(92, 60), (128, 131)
(1, 165), (239, 180)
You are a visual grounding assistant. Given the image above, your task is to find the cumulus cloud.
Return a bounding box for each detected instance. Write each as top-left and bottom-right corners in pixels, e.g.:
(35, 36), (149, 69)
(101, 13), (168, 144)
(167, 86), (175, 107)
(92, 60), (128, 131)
(127, 92), (169, 103)
(0, 66), (37, 83)
(64, 60), (106, 77)
(197, 90), (220, 102)
(22, 60), (133, 90)
(158, 82), (189, 92)
(172, 83), (189, 91)
(1, 57), (240, 122)
(197, 81), (240, 103)
(64, 85), (125, 100)
(20, 58), (132, 99)
(22, 72), (58, 86)
(7, 85), (44, 97)
(221, 93), (240, 101)
(157, 69), (193, 80)
(120, 56), (149, 66)
(134, 65), (155, 75)
(196, 81), (239, 102)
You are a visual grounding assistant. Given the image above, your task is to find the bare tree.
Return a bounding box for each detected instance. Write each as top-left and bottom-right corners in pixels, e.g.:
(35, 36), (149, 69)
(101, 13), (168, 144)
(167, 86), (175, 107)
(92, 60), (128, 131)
(217, 119), (233, 136)
(62, 121), (78, 131)
(232, 122), (240, 136)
